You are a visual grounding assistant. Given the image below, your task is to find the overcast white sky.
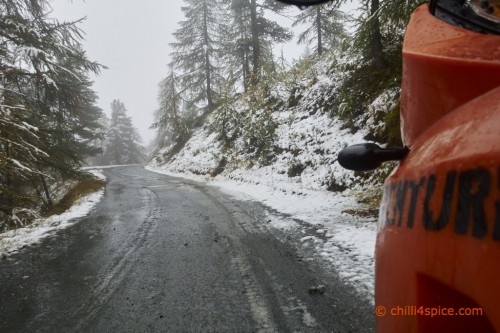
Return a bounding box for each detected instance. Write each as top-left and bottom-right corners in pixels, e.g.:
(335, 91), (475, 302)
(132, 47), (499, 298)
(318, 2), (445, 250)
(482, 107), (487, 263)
(49, 0), (357, 144)
(50, 0), (185, 144)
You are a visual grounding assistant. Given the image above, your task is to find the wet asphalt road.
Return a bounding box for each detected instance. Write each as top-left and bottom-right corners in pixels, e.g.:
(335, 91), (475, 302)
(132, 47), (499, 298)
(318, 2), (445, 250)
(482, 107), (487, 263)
(0, 166), (374, 332)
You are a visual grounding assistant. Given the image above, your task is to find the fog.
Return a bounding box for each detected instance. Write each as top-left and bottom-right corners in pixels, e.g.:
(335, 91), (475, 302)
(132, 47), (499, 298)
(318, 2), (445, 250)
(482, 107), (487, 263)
(51, 0), (185, 144)
(49, 0), (357, 145)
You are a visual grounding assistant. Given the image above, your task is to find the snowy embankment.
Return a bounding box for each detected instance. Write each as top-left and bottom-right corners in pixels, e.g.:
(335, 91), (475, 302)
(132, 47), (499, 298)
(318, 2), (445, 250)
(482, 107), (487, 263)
(0, 170), (105, 259)
(146, 99), (382, 302)
(147, 57), (399, 302)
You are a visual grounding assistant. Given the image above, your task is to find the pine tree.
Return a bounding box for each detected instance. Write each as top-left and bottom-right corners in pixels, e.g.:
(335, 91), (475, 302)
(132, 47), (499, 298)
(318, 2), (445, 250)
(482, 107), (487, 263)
(170, 0), (224, 113)
(252, 0), (293, 81)
(344, 0), (420, 69)
(103, 100), (145, 165)
(151, 70), (187, 149)
(86, 113), (110, 166)
(219, 0), (252, 91)
(209, 72), (242, 147)
(0, 0), (104, 224)
(223, 0), (293, 88)
(292, 3), (349, 56)
(367, 0), (385, 69)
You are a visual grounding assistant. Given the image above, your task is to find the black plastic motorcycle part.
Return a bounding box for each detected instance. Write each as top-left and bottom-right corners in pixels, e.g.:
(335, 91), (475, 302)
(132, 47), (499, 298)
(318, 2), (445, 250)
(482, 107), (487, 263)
(429, 0), (500, 35)
(276, 0), (331, 8)
(338, 143), (409, 171)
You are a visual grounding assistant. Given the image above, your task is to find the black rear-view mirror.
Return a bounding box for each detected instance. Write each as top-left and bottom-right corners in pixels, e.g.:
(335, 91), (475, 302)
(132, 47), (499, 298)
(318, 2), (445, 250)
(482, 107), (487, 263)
(277, 0), (332, 7)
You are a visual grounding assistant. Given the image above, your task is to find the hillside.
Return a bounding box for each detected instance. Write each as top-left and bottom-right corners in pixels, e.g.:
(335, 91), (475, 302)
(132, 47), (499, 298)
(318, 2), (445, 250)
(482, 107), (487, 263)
(149, 51), (400, 204)
(147, 51), (402, 300)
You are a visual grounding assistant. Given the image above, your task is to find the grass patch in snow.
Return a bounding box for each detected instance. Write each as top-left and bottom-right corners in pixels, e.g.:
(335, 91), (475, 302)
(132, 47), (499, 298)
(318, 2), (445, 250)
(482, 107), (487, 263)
(43, 174), (106, 218)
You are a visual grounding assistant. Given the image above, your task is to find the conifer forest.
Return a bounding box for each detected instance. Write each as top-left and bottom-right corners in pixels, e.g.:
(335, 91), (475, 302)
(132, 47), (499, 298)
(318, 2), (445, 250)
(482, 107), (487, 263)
(1, 0), (421, 230)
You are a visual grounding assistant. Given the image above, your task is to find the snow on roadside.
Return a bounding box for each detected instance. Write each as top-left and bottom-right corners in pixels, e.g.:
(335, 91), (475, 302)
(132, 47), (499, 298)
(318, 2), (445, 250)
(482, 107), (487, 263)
(146, 165), (377, 302)
(0, 170), (106, 259)
(211, 176), (377, 301)
(144, 54), (394, 303)
(81, 164), (142, 170)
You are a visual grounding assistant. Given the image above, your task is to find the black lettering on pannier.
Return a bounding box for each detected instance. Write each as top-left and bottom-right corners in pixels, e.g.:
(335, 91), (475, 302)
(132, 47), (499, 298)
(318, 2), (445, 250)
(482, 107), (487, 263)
(455, 168), (490, 239)
(423, 172), (457, 231)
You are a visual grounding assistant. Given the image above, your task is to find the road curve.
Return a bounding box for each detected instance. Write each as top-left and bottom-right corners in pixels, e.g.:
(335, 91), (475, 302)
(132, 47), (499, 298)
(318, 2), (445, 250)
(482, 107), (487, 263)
(0, 166), (374, 332)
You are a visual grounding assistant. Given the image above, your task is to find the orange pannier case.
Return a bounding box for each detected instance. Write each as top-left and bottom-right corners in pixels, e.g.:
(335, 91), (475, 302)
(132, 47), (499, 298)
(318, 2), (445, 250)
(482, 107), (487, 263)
(376, 3), (500, 333)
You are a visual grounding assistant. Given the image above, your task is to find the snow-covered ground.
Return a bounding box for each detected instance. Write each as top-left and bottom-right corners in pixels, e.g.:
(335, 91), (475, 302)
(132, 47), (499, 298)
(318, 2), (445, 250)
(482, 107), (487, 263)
(0, 170), (105, 259)
(146, 165), (377, 302)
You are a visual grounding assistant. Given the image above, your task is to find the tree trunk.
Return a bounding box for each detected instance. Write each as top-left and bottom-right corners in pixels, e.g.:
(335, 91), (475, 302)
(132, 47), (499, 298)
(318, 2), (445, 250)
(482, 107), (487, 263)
(5, 141), (11, 189)
(317, 6), (323, 56)
(235, 4), (250, 92)
(40, 175), (53, 209)
(241, 48), (248, 92)
(169, 73), (181, 134)
(202, 0), (213, 108)
(369, 0), (386, 69)
(250, 0), (260, 85)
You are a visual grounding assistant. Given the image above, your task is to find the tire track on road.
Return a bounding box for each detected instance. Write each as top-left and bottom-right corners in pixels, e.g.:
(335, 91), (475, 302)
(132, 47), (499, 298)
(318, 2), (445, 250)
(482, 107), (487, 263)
(72, 187), (160, 332)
